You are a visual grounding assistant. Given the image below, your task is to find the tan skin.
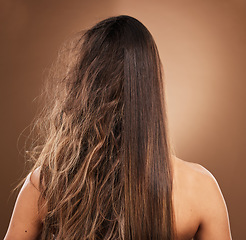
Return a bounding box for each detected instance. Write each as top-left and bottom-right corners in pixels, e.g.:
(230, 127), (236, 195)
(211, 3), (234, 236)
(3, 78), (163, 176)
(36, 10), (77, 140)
(4, 156), (232, 240)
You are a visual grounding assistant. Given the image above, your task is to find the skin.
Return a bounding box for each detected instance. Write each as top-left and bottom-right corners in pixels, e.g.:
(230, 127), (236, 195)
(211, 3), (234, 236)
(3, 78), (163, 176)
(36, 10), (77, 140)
(4, 156), (232, 240)
(172, 156), (232, 240)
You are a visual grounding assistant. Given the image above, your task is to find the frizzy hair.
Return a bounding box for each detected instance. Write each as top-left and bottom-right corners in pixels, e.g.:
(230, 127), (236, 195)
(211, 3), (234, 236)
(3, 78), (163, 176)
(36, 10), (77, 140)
(28, 15), (176, 239)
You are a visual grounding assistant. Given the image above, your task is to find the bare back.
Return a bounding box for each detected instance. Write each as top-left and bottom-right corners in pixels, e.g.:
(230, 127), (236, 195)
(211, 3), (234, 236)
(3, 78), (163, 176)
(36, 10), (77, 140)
(4, 156), (232, 239)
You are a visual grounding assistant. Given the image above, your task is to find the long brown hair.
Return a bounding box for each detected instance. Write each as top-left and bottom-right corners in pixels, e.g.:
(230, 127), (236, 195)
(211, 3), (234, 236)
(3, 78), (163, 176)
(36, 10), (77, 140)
(28, 15), (175, 239)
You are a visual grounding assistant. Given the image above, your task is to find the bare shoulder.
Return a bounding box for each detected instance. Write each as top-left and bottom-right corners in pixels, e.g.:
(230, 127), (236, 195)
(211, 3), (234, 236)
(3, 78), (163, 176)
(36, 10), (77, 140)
(172, 155), (232, 240)
(4, 168), (43, 240)
(173, 156), (218, 189)
(173, 155), (226, 211)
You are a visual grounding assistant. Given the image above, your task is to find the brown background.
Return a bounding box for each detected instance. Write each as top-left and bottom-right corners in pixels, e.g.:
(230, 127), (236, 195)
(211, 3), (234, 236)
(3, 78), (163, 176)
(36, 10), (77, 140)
(1, 0), (245, 239)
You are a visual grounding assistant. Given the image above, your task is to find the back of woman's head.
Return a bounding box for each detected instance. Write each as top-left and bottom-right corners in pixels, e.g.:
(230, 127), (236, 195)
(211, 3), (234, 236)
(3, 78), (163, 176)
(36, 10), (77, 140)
(30, 15), (175, 240)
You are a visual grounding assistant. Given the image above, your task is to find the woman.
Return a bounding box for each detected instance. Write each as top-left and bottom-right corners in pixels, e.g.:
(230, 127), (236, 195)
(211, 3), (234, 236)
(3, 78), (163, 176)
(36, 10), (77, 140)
(4, 15), (232, 240)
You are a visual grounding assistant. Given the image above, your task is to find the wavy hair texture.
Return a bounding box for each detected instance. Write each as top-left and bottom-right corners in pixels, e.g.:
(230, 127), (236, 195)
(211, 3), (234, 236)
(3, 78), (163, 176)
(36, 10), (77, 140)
(27, 15), (176, 239)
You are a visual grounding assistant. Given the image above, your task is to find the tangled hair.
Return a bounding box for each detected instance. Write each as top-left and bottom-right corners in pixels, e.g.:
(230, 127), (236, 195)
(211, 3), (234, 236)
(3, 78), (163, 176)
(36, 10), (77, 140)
(28, 15), (176, 239)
